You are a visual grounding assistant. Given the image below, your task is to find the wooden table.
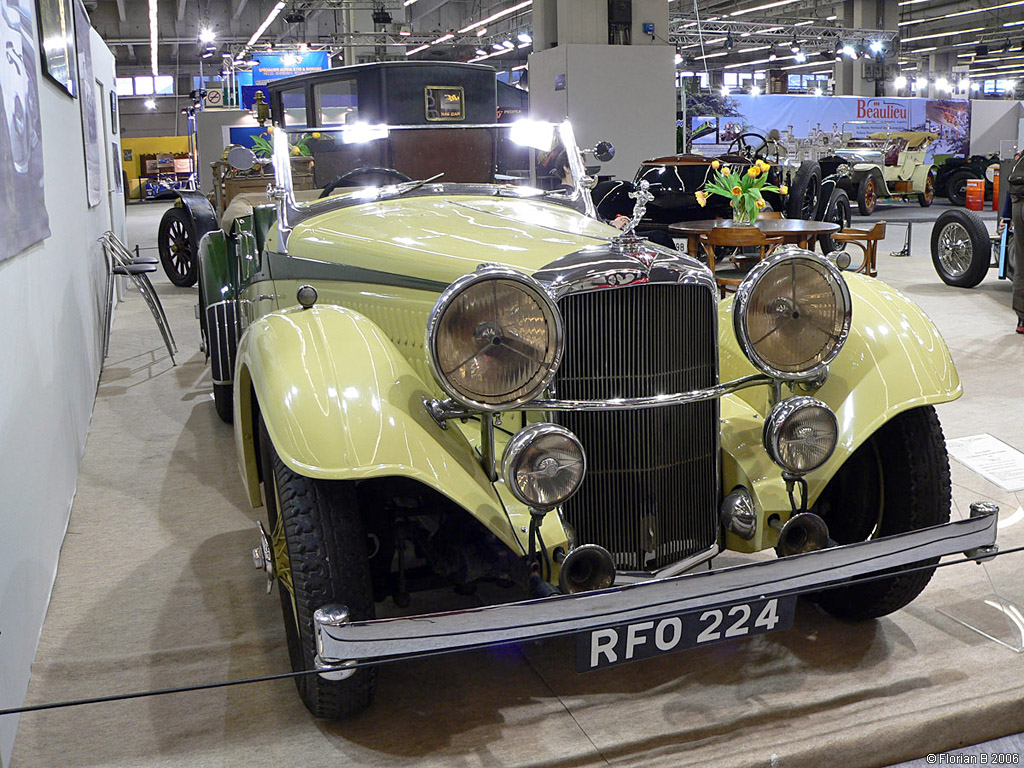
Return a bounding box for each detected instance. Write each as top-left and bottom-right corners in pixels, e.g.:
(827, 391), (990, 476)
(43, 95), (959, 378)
(668, 218), (841, 256)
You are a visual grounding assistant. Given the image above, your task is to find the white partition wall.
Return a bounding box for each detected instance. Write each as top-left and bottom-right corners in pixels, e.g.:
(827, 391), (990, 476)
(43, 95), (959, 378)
(0, 27), (123, 767)
(528, 44), (676, 180)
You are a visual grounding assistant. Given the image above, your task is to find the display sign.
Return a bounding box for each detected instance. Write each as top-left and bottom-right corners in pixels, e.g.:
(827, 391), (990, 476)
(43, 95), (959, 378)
(250, 51), (330, 86)
(424, 85), (465, 122)
(686, 93), (972, 158)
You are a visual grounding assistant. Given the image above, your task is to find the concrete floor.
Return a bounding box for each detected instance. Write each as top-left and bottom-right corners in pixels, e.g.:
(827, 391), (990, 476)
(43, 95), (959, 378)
(9, 198), (1024, 768)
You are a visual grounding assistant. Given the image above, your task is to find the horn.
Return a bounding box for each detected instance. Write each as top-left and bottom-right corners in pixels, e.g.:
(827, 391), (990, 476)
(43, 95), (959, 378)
(774, 512), (831, 557)
(558, 544), (616, 594)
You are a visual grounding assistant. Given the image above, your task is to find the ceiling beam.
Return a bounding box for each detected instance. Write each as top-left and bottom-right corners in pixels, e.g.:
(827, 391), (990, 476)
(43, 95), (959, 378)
(232, 0), (249, 21)
(115, 0), (126, 23)
(177, 0), (187, 22)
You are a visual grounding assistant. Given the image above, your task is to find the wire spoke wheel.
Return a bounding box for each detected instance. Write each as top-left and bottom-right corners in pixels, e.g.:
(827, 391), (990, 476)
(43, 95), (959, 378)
(157, 207), (199, 287)
(937, 222), (973, 278)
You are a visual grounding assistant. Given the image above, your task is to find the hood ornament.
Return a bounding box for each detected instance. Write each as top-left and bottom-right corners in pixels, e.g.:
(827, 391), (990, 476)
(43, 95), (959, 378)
(612, 180), (657, 263)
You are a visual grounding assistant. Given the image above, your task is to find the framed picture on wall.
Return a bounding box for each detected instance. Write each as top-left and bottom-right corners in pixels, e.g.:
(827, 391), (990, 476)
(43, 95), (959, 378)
(35, 0), (78, 98)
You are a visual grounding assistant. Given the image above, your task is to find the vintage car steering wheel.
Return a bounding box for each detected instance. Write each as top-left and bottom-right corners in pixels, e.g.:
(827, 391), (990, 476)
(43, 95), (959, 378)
(319, 167), (413, 198)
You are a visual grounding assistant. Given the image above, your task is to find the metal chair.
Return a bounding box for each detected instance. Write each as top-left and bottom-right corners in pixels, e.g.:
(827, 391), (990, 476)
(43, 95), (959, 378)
(100, 231), (177, 364)
(700, 226), (786, 297)
(830, 221), (886, 277)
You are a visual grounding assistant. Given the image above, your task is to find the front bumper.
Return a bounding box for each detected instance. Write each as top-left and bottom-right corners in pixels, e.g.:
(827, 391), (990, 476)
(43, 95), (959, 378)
(315, 508), (997, 665)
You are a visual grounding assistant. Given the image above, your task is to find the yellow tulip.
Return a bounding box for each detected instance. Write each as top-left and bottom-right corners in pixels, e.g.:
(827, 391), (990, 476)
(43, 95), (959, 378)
(722, 167), (731, 176)
(311, 131), (322, 138)
(748, 166), (760, 178)
(711, 160), (720, 170)
(267, 125), (274, 134)
(695, 191), (707, 207)
(731, 185), (742, 196)
(755, 197), (766, 209)
(780, 185), (789, 195)
(758, 159), (770, 171)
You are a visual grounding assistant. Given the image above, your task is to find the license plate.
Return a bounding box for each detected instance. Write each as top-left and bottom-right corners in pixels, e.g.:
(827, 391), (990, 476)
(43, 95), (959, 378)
(575, 595), (796, 672)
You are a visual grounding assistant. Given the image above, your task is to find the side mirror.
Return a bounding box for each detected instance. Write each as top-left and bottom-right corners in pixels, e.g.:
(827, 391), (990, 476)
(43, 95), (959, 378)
(593, 141), (615, 163)
(226, 145), (257, 171)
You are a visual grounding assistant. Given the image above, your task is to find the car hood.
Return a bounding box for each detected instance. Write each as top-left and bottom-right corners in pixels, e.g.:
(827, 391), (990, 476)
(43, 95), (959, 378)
(283, 195), (618, 287)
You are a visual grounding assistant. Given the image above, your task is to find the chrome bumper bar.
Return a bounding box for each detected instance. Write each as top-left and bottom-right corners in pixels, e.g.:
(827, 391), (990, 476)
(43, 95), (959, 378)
(315, 508), (997, 665)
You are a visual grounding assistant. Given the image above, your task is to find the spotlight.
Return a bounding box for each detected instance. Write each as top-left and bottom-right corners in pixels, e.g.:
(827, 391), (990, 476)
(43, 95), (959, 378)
(791, 36), (800, 53)
(750, 84), (762, 95)
(492, 42), (504, 51)
(959, 78), (970, 91)
(894, 75), (907, 89)
(971, 82), (980, 91)
(795, 51), (806, 62)
(869, 40), (883, 54)
(935, 77), (949, 91)
(813, 87), (823, 96)
(517, 32), (532, 44)
(975, 44), (988, 57)
(768, 49), (777, 61)
(720, 85), (730, 96)
(476, 27), (487, 36)
(475, 48), (488, 56)
(198, 27), (216, 44)
(675, 52), (682, 65)
(725, 32), (734, 50)
(915, 77), (928, 90)
(144, 98), (156, 109)
(284, 10), (305, 23)
(502, 39), (515, 49)
(371, 7), (393, 25)
(842, 44), (856, 58)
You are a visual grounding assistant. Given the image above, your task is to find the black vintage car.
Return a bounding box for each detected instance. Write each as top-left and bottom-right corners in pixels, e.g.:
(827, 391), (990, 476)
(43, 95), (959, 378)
(934, 154), (999, 207)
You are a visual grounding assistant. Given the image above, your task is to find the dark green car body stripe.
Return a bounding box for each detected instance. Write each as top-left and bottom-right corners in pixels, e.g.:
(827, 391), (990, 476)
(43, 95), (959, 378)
(260, 251), (451, 293)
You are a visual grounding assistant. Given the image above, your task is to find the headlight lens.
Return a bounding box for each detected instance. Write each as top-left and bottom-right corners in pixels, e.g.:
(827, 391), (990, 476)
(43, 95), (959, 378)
(733, 246), (852, 380)
(502, 424), (586, 509)
(763, 396), (839, 474)
(427, 267), (563, 411)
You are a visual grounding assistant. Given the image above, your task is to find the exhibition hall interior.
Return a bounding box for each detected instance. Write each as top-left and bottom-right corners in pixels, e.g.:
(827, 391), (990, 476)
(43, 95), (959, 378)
(3, 0), (1024, 765)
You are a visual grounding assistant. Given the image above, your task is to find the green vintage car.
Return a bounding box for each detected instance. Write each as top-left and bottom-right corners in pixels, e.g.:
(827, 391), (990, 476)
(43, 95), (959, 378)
(177, 115), (998, 719)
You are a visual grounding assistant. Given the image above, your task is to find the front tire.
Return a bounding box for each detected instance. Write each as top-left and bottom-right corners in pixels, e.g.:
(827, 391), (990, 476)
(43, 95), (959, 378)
(259, 416), (376, 718)
(785, 161), (821, 220)
(945, 169), (975, 207)
(918, 169), (936, 207)
(931, 208), (991, 288)
(818, 189), (851, 255)
(213, 383), (233, 423)
(811, 406), (951, 621)
(857, 175), (877, 216)
(158, 206), (198, 287)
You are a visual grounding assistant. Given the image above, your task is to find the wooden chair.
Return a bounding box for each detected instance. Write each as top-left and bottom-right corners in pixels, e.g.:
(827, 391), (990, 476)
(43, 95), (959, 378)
(759, 211), (784, 219)
(829, 221), (886, 277)
(699, 226), (786, 296)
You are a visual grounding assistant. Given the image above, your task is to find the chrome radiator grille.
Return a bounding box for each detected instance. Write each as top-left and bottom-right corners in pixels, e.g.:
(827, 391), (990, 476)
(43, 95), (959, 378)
(554, 283), (719, 571)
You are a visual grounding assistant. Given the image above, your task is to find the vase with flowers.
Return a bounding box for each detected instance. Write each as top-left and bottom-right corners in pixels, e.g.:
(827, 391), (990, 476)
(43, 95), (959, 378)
(695, 159), (788, 224)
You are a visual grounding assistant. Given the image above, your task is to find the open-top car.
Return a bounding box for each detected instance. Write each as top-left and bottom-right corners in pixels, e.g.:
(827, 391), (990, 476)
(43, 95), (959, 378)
(818, 130), (937, 215)
(170, 63), (997, 720)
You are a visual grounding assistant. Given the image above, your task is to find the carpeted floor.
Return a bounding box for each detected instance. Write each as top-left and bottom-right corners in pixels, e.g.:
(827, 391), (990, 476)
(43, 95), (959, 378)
(9, 201), (1024, 768)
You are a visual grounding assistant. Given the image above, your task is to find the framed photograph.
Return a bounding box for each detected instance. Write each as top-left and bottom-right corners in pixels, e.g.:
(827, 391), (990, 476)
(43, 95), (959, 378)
(35, 0), (78, 98)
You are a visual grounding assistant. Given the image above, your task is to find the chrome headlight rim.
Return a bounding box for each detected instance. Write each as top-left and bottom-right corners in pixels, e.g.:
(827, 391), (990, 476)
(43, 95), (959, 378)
(501, 423), (586, 510)
(763, 395), (839, 474)
(426, 266), (564, 412)
(732, 246), (852, 382)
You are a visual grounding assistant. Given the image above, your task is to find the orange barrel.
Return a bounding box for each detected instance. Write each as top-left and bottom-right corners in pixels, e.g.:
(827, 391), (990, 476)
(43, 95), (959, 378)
(966, 179), (984, 211)
(992, 165), (1000, 211)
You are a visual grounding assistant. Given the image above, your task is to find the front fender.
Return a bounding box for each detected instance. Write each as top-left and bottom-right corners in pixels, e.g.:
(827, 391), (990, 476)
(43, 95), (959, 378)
(233, 304), (521, 552)
(719, 272), (960, 552)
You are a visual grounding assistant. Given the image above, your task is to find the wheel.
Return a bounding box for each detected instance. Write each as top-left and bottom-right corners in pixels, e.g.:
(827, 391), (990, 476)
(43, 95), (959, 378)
(259, 415), (376, 718)
(785, 161), (821, 220)
(811, 406), (951, 621)
(158, 206), (198, 287)
(945, 169), (975, 207)
(856, 175), (877, 216)
(931, 208), (991, 288)
(213, 383), (233, 424)
(1004, 233), (1017, 281)
(918, 169), (936, 207)
(818, 189), (851, 255)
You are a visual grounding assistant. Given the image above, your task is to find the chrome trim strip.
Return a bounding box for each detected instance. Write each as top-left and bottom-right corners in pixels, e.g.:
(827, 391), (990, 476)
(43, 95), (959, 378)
(615, 543), (719, 584)
(529, 374), (772, 412)
(316, 509), (998, 663)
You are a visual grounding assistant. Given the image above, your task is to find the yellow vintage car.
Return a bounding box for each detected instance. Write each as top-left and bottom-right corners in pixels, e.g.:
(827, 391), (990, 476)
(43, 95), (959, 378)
(180, 114), (997, 719)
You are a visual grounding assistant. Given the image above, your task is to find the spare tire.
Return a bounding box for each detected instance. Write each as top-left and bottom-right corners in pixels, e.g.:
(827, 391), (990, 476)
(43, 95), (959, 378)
(785, 160), (821, 220)
(930, 208), (991, 288)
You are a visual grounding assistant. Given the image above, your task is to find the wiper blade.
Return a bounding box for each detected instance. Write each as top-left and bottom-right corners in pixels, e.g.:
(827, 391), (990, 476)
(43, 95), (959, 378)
(393, 172), (445, 197)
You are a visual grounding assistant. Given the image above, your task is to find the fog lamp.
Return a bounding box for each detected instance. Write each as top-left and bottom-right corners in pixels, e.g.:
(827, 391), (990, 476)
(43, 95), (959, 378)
(502, 424), (585, 510)
(763, 396), (839, 474)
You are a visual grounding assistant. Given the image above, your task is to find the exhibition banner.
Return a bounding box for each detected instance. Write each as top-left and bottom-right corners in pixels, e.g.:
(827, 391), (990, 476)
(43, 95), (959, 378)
(687, 93), (971, 159)
(0, 0), (50, 262)
(250, 52), (330, 86)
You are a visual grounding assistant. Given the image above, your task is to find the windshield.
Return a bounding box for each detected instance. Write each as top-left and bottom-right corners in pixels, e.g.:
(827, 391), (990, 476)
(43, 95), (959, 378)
(269, 120), (593, 213)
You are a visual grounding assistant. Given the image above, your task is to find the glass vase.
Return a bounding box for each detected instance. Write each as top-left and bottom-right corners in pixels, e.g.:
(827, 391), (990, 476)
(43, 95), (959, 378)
(732, 200), (755, 225)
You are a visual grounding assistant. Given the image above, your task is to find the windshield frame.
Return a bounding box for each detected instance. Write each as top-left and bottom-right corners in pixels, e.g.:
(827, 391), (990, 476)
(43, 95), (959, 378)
(269, 120), (596, 253)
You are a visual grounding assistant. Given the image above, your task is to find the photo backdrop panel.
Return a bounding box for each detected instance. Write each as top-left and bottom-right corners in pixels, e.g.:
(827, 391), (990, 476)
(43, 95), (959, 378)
(0, 0), (50, 262)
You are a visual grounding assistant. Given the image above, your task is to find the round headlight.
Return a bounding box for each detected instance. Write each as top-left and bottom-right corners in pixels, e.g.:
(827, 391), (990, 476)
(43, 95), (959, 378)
(427, 267), (563, 411)
(502, 424), (586, 509)
(763, 396), (839, 474)
(733, 246), (852, 380)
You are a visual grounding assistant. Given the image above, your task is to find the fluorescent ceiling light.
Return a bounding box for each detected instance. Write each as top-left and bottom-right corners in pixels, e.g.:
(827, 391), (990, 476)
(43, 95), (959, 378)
(433, 33), (454, 44)
(458, 1), (533, 34)
(902, 27), (985, 43)
(149, 0), (158, 78)
(405, 44), (429, 55)
(900, 0), (1024, 28)
(730, 0), (799, 17)
(246, 1), (286, 51)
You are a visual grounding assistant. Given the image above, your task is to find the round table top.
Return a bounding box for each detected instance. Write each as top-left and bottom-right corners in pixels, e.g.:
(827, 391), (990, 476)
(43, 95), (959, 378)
(668, 218), (841, 236)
